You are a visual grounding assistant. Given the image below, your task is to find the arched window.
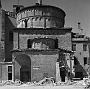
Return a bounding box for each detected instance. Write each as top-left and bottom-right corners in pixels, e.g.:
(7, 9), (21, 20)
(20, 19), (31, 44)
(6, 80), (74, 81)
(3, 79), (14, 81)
(27, 39), (32, 48)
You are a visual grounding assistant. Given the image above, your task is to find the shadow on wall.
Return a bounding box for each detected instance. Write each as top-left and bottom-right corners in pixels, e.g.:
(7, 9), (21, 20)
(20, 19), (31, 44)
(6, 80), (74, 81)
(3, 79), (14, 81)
(5, 15), (16, 62)
(73, 56), (88, 79)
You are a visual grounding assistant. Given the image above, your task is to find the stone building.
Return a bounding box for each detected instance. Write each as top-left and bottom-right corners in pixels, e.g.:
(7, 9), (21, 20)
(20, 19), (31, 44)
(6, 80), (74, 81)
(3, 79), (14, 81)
(0, 0), (73, 82)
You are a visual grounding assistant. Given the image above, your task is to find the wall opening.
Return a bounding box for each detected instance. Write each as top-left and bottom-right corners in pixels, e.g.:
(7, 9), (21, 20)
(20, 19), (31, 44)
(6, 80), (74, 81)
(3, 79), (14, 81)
(8, 66), (12, 80)
(15, 54), (31, 82)
(20, 66), (30, 82)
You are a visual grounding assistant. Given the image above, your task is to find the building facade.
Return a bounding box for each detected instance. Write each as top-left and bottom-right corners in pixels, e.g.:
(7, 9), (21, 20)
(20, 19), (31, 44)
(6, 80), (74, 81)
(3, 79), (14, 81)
(72, 32), (90, 79)
(0, 0), (77, 82)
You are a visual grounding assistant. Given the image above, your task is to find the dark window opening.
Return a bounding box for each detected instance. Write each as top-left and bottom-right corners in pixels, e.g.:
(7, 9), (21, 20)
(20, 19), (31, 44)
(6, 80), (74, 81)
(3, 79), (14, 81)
(27, 39), (32, 48)
(16, 7), (20, 12)
(8, 73), (12, 80)
(83, 44), (87, 51)
(84, 57), (87, 65)
(8, 66), (12, 80)
(25, 19), (27, 28)
(9, 31), (13, 41)
(74, 56), (78, 65)
(72, 44), (76, 51)
(55, 39), (58, 49)
(8, 66), (12, 72)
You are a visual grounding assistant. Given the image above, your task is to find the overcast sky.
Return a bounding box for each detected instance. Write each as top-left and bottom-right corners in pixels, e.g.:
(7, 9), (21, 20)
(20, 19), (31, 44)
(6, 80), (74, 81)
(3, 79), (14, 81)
(1, 0), (90, 36)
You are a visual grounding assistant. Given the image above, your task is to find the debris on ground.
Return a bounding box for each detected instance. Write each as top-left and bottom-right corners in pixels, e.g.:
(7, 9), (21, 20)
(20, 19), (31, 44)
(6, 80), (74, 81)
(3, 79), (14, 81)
(35, 77), (56, 86)
(0, 76), (90, 88)
(0, 80), (22, 86)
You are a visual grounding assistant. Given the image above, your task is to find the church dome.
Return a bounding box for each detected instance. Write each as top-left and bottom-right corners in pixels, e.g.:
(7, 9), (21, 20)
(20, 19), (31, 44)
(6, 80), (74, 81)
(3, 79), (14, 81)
(16, 3), (66, 29)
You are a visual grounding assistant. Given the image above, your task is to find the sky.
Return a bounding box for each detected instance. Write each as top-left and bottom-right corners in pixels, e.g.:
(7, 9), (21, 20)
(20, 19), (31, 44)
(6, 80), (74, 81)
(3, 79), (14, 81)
(1, 0), (90, 36)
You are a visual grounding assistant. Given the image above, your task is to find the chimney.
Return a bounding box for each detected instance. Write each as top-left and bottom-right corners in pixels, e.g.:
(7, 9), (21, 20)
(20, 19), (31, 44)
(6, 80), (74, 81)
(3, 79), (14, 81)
(78, 22), (81, 30)
(13, 5), (24, 13)
(38, 0), (42, 5)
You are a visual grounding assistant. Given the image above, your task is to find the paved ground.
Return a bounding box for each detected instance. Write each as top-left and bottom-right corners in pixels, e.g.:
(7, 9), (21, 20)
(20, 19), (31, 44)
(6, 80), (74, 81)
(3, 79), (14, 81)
(0, 85), (85, 89)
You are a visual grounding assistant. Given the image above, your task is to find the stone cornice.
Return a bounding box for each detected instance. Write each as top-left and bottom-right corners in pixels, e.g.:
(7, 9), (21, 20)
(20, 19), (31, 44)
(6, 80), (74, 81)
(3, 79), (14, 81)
(13, 28), (72, 35)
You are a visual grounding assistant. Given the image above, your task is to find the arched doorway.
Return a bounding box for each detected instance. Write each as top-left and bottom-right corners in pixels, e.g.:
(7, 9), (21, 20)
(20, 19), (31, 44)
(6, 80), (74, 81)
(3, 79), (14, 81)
(15, 54), (31, 82)
(20, 66), (30, 82)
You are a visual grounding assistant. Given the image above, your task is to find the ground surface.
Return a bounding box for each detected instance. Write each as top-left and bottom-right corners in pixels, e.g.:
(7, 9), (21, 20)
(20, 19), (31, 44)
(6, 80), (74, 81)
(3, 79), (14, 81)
(0, 85), (85, 89)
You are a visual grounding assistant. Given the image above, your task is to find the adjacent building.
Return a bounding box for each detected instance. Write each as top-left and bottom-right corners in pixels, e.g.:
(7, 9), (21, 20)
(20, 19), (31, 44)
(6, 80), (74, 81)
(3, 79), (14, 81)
(72, 23), (90, 79)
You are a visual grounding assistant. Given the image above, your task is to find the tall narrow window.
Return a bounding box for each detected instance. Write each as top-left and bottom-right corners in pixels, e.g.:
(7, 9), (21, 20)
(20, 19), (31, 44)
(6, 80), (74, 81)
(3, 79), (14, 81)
(25, 19), (27, 28)
(84, 57), (87, 65)
(9, 31), (13, 41)
(83, 44), (87, 51)
(74, 56), (78, 65)
(72, 44), (76, 51)
(27, 39), (32, 48)
(55, 39), (58, 49)
(8, 66), (12, 80)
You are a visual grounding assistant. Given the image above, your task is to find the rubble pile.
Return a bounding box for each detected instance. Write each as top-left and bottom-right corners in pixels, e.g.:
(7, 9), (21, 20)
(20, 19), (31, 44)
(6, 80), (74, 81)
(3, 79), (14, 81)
(0, 77), (90, 88)
(0, 79), (22, 86)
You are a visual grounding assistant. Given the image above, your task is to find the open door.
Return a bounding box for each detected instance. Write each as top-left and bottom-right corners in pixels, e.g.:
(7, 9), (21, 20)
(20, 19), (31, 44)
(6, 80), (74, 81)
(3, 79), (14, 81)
(20, 66), (31, 82)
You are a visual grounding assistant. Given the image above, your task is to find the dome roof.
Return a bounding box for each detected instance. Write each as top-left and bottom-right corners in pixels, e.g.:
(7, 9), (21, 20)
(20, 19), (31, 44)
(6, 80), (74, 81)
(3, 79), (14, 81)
(17, 4), (66, 16)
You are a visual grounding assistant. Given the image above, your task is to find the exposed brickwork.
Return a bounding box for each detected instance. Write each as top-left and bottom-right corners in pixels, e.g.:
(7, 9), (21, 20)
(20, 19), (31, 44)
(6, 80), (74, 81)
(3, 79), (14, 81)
(13, 29), (71, 51)
(17, 5), (65, 28)
(13, 50), (58, 81)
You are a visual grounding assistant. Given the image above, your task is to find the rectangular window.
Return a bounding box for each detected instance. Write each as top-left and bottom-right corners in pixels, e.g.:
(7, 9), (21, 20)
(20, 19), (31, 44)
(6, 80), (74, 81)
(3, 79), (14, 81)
(83, 44), (87, 51)
(8, 66), (12, 80)
(84, 57), (87, 65)
(72, 44), (76, 51)
(27, 39), (32, 48)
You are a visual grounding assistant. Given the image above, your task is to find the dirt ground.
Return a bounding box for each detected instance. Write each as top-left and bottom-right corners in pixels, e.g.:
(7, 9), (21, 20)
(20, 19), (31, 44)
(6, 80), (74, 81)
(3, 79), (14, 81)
(0, 85), (85, 89)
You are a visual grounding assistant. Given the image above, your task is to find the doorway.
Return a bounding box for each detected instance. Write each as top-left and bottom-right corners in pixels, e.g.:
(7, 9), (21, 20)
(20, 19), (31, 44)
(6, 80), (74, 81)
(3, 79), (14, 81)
(20, 66), (31, 82)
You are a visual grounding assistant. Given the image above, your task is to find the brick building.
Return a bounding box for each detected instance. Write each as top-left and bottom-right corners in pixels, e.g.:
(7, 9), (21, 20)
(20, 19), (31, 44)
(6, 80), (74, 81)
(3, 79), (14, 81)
(0, 0), (73, 82)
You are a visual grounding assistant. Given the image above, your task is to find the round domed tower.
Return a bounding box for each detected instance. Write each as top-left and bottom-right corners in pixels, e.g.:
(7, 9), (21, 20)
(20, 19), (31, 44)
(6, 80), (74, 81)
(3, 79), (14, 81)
(16, 0), (66, 29)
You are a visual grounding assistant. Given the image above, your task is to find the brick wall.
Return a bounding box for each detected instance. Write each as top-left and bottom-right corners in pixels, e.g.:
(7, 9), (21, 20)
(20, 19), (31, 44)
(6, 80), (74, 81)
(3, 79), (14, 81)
(5, 15), (16, 61)
(13, 29), (71, 51)
(17, 6), (65, 28)
(13, 50), (58, 82)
